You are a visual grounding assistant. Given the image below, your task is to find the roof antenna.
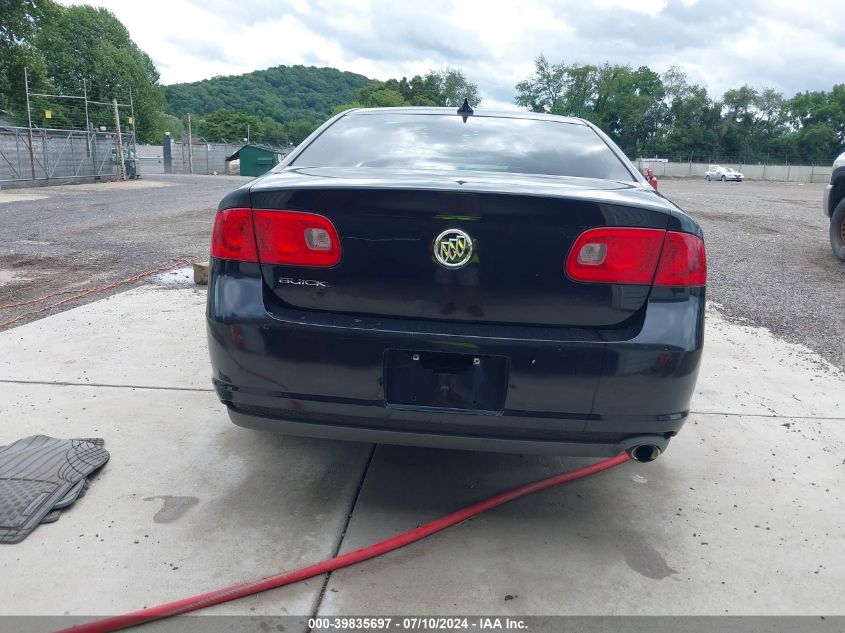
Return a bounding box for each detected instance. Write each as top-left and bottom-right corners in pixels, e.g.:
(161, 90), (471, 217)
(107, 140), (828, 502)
(457, 98), (474, 123)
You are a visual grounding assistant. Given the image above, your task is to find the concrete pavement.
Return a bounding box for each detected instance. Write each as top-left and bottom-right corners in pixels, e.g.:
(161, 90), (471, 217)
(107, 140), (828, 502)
(0, 281), (843, 629)
(0, 281), (371, 631)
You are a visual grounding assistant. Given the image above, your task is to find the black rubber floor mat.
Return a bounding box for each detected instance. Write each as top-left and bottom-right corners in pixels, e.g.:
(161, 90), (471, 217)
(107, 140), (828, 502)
(40, 509), (61, 524)
(0, 435), (109, 544)
(39, 478), (90, 524)
(53, 478), (90, 510)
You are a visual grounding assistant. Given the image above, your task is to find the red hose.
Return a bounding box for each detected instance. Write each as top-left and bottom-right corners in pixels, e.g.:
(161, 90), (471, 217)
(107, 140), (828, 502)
(58, 452), (630, 633)
(0, 258), (196, 329)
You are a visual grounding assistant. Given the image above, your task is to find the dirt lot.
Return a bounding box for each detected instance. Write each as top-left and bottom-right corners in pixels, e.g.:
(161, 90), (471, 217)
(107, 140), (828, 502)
(660, 178), (845, 369)
(0, 175), (249, 328)
(2, 175), (843, 368)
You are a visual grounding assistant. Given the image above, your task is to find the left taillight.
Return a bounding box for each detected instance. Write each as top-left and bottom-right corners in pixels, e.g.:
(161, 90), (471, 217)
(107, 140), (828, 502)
(252, 209), (341, 267)
(210, 208), (258, 262)
(210, 208), (342, 267)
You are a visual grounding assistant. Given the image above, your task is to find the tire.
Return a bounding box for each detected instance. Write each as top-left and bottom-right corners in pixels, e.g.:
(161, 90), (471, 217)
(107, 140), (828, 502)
(721, 175), (726, 182)
(831, 198), (845, 262)
(705, 175), (710, 181)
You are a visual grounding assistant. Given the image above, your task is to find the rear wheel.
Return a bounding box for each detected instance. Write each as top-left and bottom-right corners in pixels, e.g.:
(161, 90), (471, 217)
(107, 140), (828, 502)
(831, 199), (845, 262)
(705, 175), (710, 181)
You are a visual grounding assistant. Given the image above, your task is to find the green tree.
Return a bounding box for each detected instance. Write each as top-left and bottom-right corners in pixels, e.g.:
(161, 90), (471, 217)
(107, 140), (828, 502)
(362, 87), (407, 107)
(330, 102), (362, 116)
(659, 68), (720, 160)
(165, 65), (371, 126)
(0, 0), (45, 44)
(399, 74), (439, 105)
(197, 109), (264, 143)
(587, 64), (666, 157)
(425, 68), (480, 107)
(516, 52), (845, 163)
(357, 82), (388, 106)
(261, 116), (288, 145)
(514, 54), (567, 113)
(33, 4), (164, 141)
(358, 68), (480, 109)
(516, 57), (667, 156)
(786, 85), (845, 163)
(560, 64), (598, 117)
(0, 0), (53, 120)
(152, 112), (184, 141)
(284, 119), (317, 145)
(719, 85), (788, 161)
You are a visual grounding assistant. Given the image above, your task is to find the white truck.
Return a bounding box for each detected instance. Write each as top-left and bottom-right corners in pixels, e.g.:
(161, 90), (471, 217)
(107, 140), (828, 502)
(823, 152), (845, 261)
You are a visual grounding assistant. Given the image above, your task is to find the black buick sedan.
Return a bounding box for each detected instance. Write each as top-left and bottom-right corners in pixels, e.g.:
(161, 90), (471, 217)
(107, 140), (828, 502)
(207, 106), (705, 462)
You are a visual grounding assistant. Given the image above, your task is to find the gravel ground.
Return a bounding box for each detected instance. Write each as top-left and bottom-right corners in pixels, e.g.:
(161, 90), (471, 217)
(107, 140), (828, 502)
(2, 174), (843, 369)
(0, 175), (249, 329)
(660, 178), (845, 369)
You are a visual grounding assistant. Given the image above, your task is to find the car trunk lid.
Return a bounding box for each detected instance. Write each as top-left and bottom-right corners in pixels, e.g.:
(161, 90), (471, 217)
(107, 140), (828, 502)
(249, 168), (672, 328)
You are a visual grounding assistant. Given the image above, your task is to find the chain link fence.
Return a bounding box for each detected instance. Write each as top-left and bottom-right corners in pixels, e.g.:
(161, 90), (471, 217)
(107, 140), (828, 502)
(0, 126), (135, 186)
(168, 141), (243, 175)
(0, 68), (138, 188)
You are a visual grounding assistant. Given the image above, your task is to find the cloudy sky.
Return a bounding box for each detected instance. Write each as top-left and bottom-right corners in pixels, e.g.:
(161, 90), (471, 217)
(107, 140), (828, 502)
(61, 0), (845, 109)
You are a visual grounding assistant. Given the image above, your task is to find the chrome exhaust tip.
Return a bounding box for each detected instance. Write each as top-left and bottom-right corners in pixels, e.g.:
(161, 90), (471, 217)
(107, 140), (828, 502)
(627, 444), (661, 463)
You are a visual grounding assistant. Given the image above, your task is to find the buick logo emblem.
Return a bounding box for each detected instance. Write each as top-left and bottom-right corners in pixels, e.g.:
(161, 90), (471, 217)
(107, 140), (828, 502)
(434, 229), (473, 269)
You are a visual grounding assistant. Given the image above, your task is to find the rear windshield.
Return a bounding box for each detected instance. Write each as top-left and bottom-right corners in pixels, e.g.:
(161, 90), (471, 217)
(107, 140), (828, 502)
(291, 112), (634, 181)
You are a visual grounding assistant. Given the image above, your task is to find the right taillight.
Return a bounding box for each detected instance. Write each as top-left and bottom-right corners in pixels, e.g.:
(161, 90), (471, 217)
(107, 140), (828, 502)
(653, 231), (707, 287)
(565, 227), (706, 287)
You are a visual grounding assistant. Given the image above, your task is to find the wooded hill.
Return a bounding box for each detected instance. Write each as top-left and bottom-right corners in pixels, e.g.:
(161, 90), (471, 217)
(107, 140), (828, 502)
(164, 65), (372, 128)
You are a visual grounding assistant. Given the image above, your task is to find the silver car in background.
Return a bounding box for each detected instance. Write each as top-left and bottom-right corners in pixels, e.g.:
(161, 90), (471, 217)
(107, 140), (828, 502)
(705, 165), (744, 181)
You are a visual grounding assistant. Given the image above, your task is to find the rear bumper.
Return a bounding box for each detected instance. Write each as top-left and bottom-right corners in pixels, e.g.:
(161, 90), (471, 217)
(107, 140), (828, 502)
(227, 408), (671, 457)
(208, 260), (704, 455)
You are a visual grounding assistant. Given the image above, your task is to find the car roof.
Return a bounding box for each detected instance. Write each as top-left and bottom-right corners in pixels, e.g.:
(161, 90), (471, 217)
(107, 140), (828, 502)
(344, 106), (587, 125)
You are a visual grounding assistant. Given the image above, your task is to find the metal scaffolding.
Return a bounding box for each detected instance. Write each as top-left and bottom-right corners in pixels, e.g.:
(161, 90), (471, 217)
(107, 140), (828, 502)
(0, 68), (139, 186)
